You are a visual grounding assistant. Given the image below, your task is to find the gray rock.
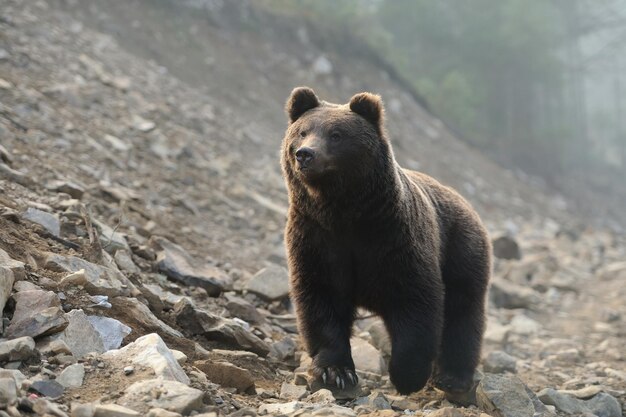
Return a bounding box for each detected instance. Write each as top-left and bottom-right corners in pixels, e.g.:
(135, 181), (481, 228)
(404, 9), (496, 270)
(151, 236), (232, 296)
(538, 389), (622, 417)
(476, 374), (535, 417)
(194, 360), (255, 394)
(71, 402), (95, 417)
(585, 393), (622, 417)
(366, 320), (391, 356)
(245, 264), (289, 301)
(0, 369), (26, 388)
(23, 207), (61, 237)
(32, 398), (71, 417)
(294, 405), (356, 416)
(102, 333), (189, 384)
(86, 315), (132, 350)
(173, 298), (269, 356)
(46, 253), (134, 297)
(509, 314), (541, 335)
(355, 391), (392, 410)
(6, 289), (68, 339)
(0, 248), (25, 281)
(483, 351), (517, 374)
(94, 220), (130, 255)
(351, 337), (385, 378)
(270, 336), (297, 361)
(224, 293), (265, 324)
(114, 250), (140, 274)
(117, 379), (203, 415)
(47, 180), (85, 199)
(258, 401), (304, 415)
(29, 379), (65, 399)
(280, 382), (308, 400)
(56, 309), (106, 358)
(146, 409), (182, 417)
(492, 235), (522, 260)
(93, 404), (140, 417)
(0, 377), (18, 408)
(109, 297), (184, 341)
(306, 388), (335, 404)
(57, 364), (85, 388)
(489, 279), (540, 309)
(597, 261), (626, 281)
(0, 267), (14, 317)
(0, 336), (36, 362)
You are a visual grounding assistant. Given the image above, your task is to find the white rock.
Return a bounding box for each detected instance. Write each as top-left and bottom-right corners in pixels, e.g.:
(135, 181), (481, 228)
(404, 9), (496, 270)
(87, 316), (132, 351)
(118, 379), (203, 415)
(510, 314), (541, 335)
(245, 264), (289, 301)
(102, 333), (189, 384)
(56, 309), (106, 358)
(94, 403), (140, 417)
(351, 337), (385, 377)
(57, 364), (85, 388)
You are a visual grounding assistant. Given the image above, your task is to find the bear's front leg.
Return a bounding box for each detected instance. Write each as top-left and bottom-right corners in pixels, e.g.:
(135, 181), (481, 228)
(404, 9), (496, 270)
(291, 276), (358, 389)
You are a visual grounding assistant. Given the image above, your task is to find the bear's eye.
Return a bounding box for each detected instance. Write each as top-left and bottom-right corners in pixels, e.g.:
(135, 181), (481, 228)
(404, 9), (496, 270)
(329, 131), (341, 142)
(299, 130), (307, 138)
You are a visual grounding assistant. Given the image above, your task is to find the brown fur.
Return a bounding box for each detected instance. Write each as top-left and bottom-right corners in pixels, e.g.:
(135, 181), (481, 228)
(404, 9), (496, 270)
(281, 87), (491, 395)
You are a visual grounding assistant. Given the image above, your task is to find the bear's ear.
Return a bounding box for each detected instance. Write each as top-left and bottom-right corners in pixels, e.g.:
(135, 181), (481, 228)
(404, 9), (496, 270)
(286, 87), (320, 123)
(349, 92), (384, 131)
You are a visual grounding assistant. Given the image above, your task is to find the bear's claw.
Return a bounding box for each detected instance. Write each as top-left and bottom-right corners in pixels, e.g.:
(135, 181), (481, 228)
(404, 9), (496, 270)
(319, 366), (358, 389)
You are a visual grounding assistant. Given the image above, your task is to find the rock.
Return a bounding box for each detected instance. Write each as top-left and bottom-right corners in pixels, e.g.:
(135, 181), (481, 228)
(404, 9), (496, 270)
(245, 264), (289, 301)
(131, 115), (156, 132)
(173, 298), (269, 356)
(428, 408), (469, 417)
(306, 388), (335, 403)
(117, 379), (203, 415)
(489, 279), (540, 309)
(194, 360), (255, 394)
(366, 321), (391, 356)
(269, 336), (297, 361)
(0, 369), (26, 388)
(0, 267), (14, 317)
(476, 374), (535, 417)
(56, 309), (106, 358)
(509, 314), (541, 335)
(597, 261), (626, 281)
(351, 337), (385, 378)
(57, 363), (85, 388)
(47, 180), (85, 199)
(585, 393), (622, 417)
(23, 207), (61, 237)
(151, 236), (232, 296)
(29, 379), (65, 399)
(492, 235), (522, 260)
(280, 382), (308, 400)
(355, 391), (392, 410)
(538, 389), (622, 417)
(146, 409), (182, 417)
(94, 220), (130, 254)
(6, 289), (68, 339)
(32, 398), (71, 417)
(93, 404), (140, 417)
(0, 336), (36, 362)
(258, 401), (304, 415)
(484, 320), (510, 344)
(171, 350), (187, 365)
(124, 366), (134, 375)
(102, 333), (189, 384)
(296, 405), (356, 416)
(0, 248), (25, 281)
(86, 316), (132, 350)
(0, 377), (18, 408)
(224, 293), (265, 324)
(483, 351), (517, 374)
(109, 297), (184, 341)
(114, 250), (140, 274)
(46, 254), (134, 297)
(309, 378), (362, 401)
(71, 402), (95, 417)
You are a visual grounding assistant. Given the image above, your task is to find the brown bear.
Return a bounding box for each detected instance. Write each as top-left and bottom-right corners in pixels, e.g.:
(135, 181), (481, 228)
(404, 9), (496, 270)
(281, 87), (491, 395)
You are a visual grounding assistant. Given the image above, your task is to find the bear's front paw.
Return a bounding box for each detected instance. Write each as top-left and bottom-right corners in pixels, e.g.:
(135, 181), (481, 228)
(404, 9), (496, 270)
(311, 364), (358, 389)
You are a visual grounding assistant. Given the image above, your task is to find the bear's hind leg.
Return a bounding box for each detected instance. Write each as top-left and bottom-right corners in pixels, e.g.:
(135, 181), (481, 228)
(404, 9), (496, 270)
(433, 247), (489, 393)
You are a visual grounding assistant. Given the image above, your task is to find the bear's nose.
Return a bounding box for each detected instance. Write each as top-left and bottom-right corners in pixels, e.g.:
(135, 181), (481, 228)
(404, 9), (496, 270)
(295, 147), (315, 166)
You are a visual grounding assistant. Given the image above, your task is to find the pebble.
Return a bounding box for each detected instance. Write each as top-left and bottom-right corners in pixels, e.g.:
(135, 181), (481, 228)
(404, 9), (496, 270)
(483, 350), (517, 374)
(280, 382), (308, 400)
(245, 264), (290, 301)
(57, 364), (85, 388)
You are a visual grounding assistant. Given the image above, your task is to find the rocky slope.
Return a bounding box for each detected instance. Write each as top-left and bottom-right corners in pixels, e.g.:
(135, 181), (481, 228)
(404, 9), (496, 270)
(0, 1), (624, 417)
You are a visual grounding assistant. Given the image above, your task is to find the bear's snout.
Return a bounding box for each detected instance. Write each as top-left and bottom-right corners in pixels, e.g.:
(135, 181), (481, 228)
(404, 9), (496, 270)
(295, 147), (315, 169)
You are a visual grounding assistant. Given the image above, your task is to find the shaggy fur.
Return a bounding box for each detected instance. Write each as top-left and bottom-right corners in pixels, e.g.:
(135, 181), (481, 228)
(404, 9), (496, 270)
(281, 87), (491, 395)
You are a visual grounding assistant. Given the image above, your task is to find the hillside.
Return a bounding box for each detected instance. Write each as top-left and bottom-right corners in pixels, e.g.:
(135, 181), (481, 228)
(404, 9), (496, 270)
(0, 1), (624, 417)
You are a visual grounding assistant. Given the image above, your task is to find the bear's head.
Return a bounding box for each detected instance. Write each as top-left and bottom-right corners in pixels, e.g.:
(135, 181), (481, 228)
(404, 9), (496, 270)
(282, 87), (390, 189)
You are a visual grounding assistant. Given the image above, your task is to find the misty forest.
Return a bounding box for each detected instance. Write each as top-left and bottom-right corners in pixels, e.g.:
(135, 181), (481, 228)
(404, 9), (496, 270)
(0, 1), (624, 417)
